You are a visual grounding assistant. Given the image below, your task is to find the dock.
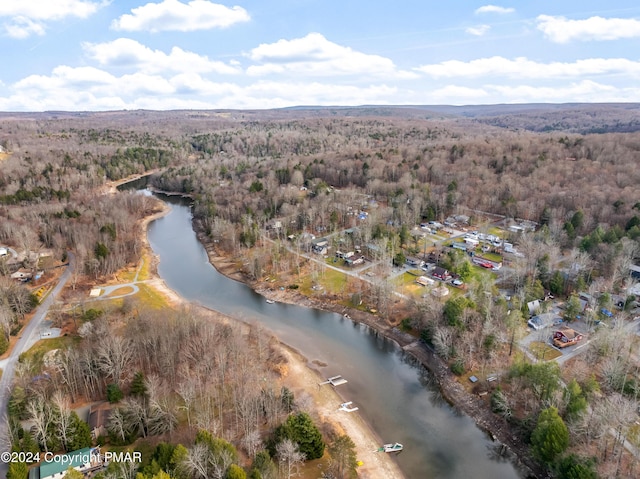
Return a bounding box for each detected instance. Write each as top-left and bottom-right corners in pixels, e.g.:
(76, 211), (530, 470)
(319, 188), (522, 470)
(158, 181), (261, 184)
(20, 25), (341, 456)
(319, 375), (348, 387)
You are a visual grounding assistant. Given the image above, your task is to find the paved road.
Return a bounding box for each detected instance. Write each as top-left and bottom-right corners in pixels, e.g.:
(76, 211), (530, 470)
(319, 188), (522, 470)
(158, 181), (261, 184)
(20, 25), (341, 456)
(0, 252), (74, 476)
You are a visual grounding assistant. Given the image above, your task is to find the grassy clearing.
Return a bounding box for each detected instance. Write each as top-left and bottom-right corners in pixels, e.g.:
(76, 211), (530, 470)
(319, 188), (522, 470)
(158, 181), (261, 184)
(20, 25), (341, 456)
(297, 455), (331, 479)
(298, 266), (348, 296)
(325, 256), (347, 269)
(136, 253), (152, 281)
(136, 283), (171, 309)
(117, 267), (137, 283)
(488, 226), (505, 237)
(106, 286), (136, 297)
(529, 341), (562, 361)
(393, 272), (427, 298)
(20, 336), (80, 372)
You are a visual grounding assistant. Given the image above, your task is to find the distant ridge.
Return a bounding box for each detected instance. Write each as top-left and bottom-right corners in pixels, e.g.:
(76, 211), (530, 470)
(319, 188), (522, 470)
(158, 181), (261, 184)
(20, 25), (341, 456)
(1, 103), (639, 134)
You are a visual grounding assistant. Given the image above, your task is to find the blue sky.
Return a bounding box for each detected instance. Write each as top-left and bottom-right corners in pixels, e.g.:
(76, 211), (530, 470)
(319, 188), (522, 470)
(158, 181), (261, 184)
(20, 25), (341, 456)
(1, 0), (640, 111)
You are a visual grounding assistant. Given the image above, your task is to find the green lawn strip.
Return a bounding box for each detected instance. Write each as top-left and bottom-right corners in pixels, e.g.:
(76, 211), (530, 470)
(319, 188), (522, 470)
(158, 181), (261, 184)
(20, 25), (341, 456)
(480, 252), (503, 263)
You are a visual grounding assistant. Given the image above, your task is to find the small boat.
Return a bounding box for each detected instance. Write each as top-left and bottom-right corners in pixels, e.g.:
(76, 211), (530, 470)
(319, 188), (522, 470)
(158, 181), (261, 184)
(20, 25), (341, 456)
(379, 443), (403, 453)
(265, 299), (275, 304)
(338, 401), (359, 412)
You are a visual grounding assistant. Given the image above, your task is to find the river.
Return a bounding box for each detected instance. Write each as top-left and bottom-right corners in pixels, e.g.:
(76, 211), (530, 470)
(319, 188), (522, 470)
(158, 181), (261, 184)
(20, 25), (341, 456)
(145, 192), (524, 479)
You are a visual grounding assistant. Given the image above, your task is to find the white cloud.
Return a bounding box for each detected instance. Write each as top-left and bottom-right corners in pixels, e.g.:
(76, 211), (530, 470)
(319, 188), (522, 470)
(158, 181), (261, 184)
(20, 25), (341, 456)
(83, 38), (241, 74)
(0, 0), (104, 20)
(475, 5), (514, 15)
(3, 62), (400, 111)
(417, 81), (640, 105)
(537, 15), (640, 43)
(0, 0), (106, 37)
(416, 56), (640, 79)
(246, 32), (417, 79)
(465, 25), (490, 36)
(112, 0), (250, 32)
(4, 17), (46, 38)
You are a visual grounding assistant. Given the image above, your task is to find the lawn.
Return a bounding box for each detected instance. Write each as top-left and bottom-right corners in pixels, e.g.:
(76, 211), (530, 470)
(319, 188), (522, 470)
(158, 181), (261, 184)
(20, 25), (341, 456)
(528, 341), (562, 361)
(118, 253), (152, 282)
(393, 272), (431, 298)
(298, 265), (349, 296)
(105, 286), (136, 297)
(136, 283), (172, 309)
(20, 336), (81, 372)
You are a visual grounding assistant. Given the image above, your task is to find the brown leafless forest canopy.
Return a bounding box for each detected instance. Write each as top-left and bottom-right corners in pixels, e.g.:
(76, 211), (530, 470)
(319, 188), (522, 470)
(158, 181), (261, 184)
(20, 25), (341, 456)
(0, 104), (639, 273)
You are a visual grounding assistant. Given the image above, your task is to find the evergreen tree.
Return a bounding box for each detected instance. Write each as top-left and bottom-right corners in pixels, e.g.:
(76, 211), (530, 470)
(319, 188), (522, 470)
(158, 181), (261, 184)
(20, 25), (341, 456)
(226, 464), (247, 479)
(563, 379), (587, 421)
(272, 412), (325, 460)
(68, 412), (92, 451)
(6, 461), (28, 479)
(556, 454), (597, 479)
(531, 407), (569, 465)
(251, 450), (276, 479)
(328, 435), (358, 478)
(130, 371), (147, 397)
(106, 383), (124, 403)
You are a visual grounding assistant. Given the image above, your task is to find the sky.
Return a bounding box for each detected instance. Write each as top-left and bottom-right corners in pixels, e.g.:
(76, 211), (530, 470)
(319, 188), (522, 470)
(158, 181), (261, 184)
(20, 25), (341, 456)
(1, 0), (640, 111)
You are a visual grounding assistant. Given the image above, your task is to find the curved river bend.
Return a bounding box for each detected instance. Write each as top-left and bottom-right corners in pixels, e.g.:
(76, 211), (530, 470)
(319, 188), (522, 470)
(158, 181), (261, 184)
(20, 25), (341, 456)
(147, 194), (523, 479)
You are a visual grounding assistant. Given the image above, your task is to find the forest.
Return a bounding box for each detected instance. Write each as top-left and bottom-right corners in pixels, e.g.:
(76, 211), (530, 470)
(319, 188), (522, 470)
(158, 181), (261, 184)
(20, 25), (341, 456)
(1, 105), (640, 478)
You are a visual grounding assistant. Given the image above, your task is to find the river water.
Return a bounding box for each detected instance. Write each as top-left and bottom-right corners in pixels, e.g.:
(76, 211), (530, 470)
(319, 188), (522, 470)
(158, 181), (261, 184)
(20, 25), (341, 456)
(145, 192), (524, 479)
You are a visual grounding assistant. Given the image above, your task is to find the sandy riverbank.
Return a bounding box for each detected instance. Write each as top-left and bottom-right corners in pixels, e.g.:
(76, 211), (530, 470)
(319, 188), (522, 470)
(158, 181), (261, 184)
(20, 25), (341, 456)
(140, 201), (405, 478)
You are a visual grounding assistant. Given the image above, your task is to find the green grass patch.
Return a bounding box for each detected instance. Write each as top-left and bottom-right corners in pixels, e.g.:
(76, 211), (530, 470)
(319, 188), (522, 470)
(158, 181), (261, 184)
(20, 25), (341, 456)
(298, 266), (348, 296)
(393, 272), (428, 297)
(20, 336), (81, 373)
(136, 254), (152, 281)
(325, 256), (347, 269)
(136, 283), (171, 309)
(488, 227), (504, 237)
(529, 341), (562, 361)
(480, 252), (503, 263)
(106, 286), (136, 297)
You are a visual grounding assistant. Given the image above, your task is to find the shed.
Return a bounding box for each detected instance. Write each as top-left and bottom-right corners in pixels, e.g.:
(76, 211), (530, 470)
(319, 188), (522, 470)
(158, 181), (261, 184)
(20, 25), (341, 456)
(416, 276), (435, 286)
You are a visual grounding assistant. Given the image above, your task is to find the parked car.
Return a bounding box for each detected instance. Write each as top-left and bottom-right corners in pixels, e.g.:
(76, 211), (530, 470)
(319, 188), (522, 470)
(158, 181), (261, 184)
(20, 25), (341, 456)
(451, 279), (464, 287)
(600, 307), (614, 317)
